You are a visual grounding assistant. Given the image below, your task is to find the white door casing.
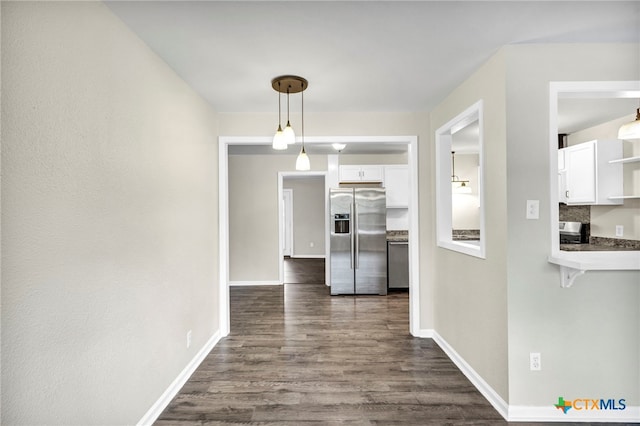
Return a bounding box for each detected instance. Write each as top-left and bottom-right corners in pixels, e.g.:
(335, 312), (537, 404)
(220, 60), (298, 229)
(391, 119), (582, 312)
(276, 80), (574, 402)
(282, 189), (293, 257)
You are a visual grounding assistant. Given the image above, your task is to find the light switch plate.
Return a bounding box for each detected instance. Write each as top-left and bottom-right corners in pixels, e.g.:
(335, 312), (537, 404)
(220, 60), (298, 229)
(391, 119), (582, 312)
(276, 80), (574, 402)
(526, 200), (540, 220)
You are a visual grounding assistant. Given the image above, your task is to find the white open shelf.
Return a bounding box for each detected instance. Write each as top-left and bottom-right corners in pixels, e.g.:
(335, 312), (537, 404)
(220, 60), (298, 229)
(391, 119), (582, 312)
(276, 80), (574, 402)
(609, 155), (640, 164)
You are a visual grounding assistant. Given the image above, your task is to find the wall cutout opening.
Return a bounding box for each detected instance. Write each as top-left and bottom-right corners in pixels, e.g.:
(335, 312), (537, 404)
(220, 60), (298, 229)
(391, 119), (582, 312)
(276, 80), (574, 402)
(436, 100), (486, 258)
(548, 81), (640, 273)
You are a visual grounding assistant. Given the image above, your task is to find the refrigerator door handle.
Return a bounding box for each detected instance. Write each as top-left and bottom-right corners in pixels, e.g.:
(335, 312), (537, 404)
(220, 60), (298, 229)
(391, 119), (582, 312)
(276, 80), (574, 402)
(350, 203), (355, 269)
(353, 200), (359, 269)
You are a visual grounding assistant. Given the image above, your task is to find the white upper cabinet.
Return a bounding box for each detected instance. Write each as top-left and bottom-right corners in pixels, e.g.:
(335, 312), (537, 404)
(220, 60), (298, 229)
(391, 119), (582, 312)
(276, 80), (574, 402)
(339, 165), (383, 183)
(383, 165), (409, 208)
(558, 149), (567, 204)
(560, 139), (623, 205)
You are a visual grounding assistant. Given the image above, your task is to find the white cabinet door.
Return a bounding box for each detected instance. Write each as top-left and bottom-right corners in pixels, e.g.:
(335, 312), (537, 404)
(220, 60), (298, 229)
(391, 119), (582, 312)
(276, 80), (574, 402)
(339, 165), (383, 182)
(558, 150), (567, 203)
(565, 142), (596, 204)
(360, 165), (384, 182)
(558, 170), (567, 204)
(339, 165), (363, 182)
(384, 166), (409, 208)
(560, 139), (622, 205)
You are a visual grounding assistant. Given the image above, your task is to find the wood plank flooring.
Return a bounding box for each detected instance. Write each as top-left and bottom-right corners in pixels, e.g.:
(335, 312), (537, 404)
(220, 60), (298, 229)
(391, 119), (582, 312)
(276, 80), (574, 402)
(283, 257), (326, 284)
(154, 259), (535, 425)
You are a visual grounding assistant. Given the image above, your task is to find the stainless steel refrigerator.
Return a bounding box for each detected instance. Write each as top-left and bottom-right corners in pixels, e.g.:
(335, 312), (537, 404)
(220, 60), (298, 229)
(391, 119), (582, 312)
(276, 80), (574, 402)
(330, 188), (387, 295)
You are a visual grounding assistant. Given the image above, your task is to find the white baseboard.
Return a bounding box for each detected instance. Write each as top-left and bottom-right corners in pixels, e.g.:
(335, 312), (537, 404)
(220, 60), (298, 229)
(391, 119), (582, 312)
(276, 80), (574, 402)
(289, 254), (326, 259)
(137, 330), (222, 426)
(229, 280), (282, 286)
(420, 329), (640, 423)
(430, 330), (509, 420)
(412, 328), (434, 338)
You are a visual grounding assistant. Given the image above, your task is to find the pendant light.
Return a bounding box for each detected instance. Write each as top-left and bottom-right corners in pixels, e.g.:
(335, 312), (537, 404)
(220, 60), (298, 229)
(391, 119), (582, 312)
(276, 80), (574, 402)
(296, 80), (310, 171)
(451, 151), (472, 194)
(272, 81), (287, 150)
(283, 86), (296, 145)
(271, 76), (310, 169)
(271, 75), (307, 147)
(618, 108), (640, 140)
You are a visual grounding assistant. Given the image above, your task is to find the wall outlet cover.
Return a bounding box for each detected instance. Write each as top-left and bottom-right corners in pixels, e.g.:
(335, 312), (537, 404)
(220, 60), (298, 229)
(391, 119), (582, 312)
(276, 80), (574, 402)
(530, 352), (541, 371)
(526, 200), (540, 220)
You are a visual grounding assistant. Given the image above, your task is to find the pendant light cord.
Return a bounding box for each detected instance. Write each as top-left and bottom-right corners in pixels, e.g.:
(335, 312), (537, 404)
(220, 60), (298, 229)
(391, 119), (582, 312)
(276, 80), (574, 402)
(301, 82), (305, 151)
(278, 82), (282, 127)
(286, 85), (291, 126)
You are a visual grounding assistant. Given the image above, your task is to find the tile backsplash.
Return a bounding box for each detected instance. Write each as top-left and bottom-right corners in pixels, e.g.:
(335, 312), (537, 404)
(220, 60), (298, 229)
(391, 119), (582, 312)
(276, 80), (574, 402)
(559, 204), (590, 223)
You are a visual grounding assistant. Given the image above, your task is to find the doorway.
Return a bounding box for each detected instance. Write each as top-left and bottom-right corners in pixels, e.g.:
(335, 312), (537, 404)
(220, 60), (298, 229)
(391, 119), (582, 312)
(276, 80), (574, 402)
(218, 136), (421, 337)
(279, 172), (327, 283)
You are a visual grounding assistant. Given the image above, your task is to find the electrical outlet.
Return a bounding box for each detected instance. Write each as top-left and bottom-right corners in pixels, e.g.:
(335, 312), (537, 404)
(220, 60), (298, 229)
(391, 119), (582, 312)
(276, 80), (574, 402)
(309, 242), (315, 248)
(615, 225), (624, 237)
(187, 330), (192, 349)
(530, 352), (541, 371)
(526, 200), (540, 220)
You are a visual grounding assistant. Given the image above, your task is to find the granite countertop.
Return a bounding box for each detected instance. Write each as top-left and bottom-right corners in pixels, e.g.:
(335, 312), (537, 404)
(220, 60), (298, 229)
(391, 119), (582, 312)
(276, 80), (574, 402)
(387, 230), (408, 242)
(452, 229), (480, 241)
(560, 244), (636, 252)
(561, 236), (640, 252)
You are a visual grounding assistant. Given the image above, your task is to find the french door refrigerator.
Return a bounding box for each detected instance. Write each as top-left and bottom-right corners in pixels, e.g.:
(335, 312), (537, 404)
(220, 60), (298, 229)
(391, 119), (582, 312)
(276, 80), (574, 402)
(330, 188), (387, 295)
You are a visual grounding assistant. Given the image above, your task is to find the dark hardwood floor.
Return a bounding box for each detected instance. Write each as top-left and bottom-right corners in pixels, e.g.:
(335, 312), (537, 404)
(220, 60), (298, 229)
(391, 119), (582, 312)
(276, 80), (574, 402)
(283, 257), (326, 284)
(154, 259), (514, 424)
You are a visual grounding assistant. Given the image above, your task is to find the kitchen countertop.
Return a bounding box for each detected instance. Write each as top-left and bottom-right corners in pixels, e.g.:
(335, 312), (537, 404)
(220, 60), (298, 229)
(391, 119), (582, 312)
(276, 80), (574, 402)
(387, 230), (408, 242)
(560, 244), (638, 252)
(561, 236), (640, 252)
(452, 229), (480, 241)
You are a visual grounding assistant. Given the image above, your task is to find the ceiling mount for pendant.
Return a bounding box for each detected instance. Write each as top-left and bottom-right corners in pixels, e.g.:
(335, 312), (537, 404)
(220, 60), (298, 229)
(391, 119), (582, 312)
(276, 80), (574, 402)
(271, 75), (308, 94)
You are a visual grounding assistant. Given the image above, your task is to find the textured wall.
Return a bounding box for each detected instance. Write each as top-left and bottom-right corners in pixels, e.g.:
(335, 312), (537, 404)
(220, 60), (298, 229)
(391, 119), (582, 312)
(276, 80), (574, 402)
(1, 2), (219, 424)
(430, 49), (510, 402)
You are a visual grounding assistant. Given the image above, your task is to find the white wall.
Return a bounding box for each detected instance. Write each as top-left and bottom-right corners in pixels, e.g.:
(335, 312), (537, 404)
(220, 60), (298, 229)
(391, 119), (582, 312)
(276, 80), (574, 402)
(1, 3), (219, 424)
(504, 44), (639, 408)
(339, 153), (408, 165)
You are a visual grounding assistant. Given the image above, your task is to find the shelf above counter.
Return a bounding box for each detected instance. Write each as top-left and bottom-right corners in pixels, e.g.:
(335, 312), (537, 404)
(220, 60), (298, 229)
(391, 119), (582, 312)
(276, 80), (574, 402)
(609, 155), (640, 164)
(548, 250), (640, 288)
(608, 195), (640, 199)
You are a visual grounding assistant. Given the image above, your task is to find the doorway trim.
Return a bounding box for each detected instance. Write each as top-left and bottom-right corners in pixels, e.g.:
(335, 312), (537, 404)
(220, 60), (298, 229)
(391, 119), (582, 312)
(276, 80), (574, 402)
(282, 188), (293, 258)
(218, 135), (421, 337)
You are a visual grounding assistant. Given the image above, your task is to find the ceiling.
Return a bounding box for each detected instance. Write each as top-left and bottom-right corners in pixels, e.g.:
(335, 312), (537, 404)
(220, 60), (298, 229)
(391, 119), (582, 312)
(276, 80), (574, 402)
(105, 1), (640, 155)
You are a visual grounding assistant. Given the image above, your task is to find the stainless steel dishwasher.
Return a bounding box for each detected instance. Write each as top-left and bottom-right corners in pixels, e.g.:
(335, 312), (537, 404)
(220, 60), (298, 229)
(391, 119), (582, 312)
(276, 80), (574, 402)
(387, 241), (409, 290)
